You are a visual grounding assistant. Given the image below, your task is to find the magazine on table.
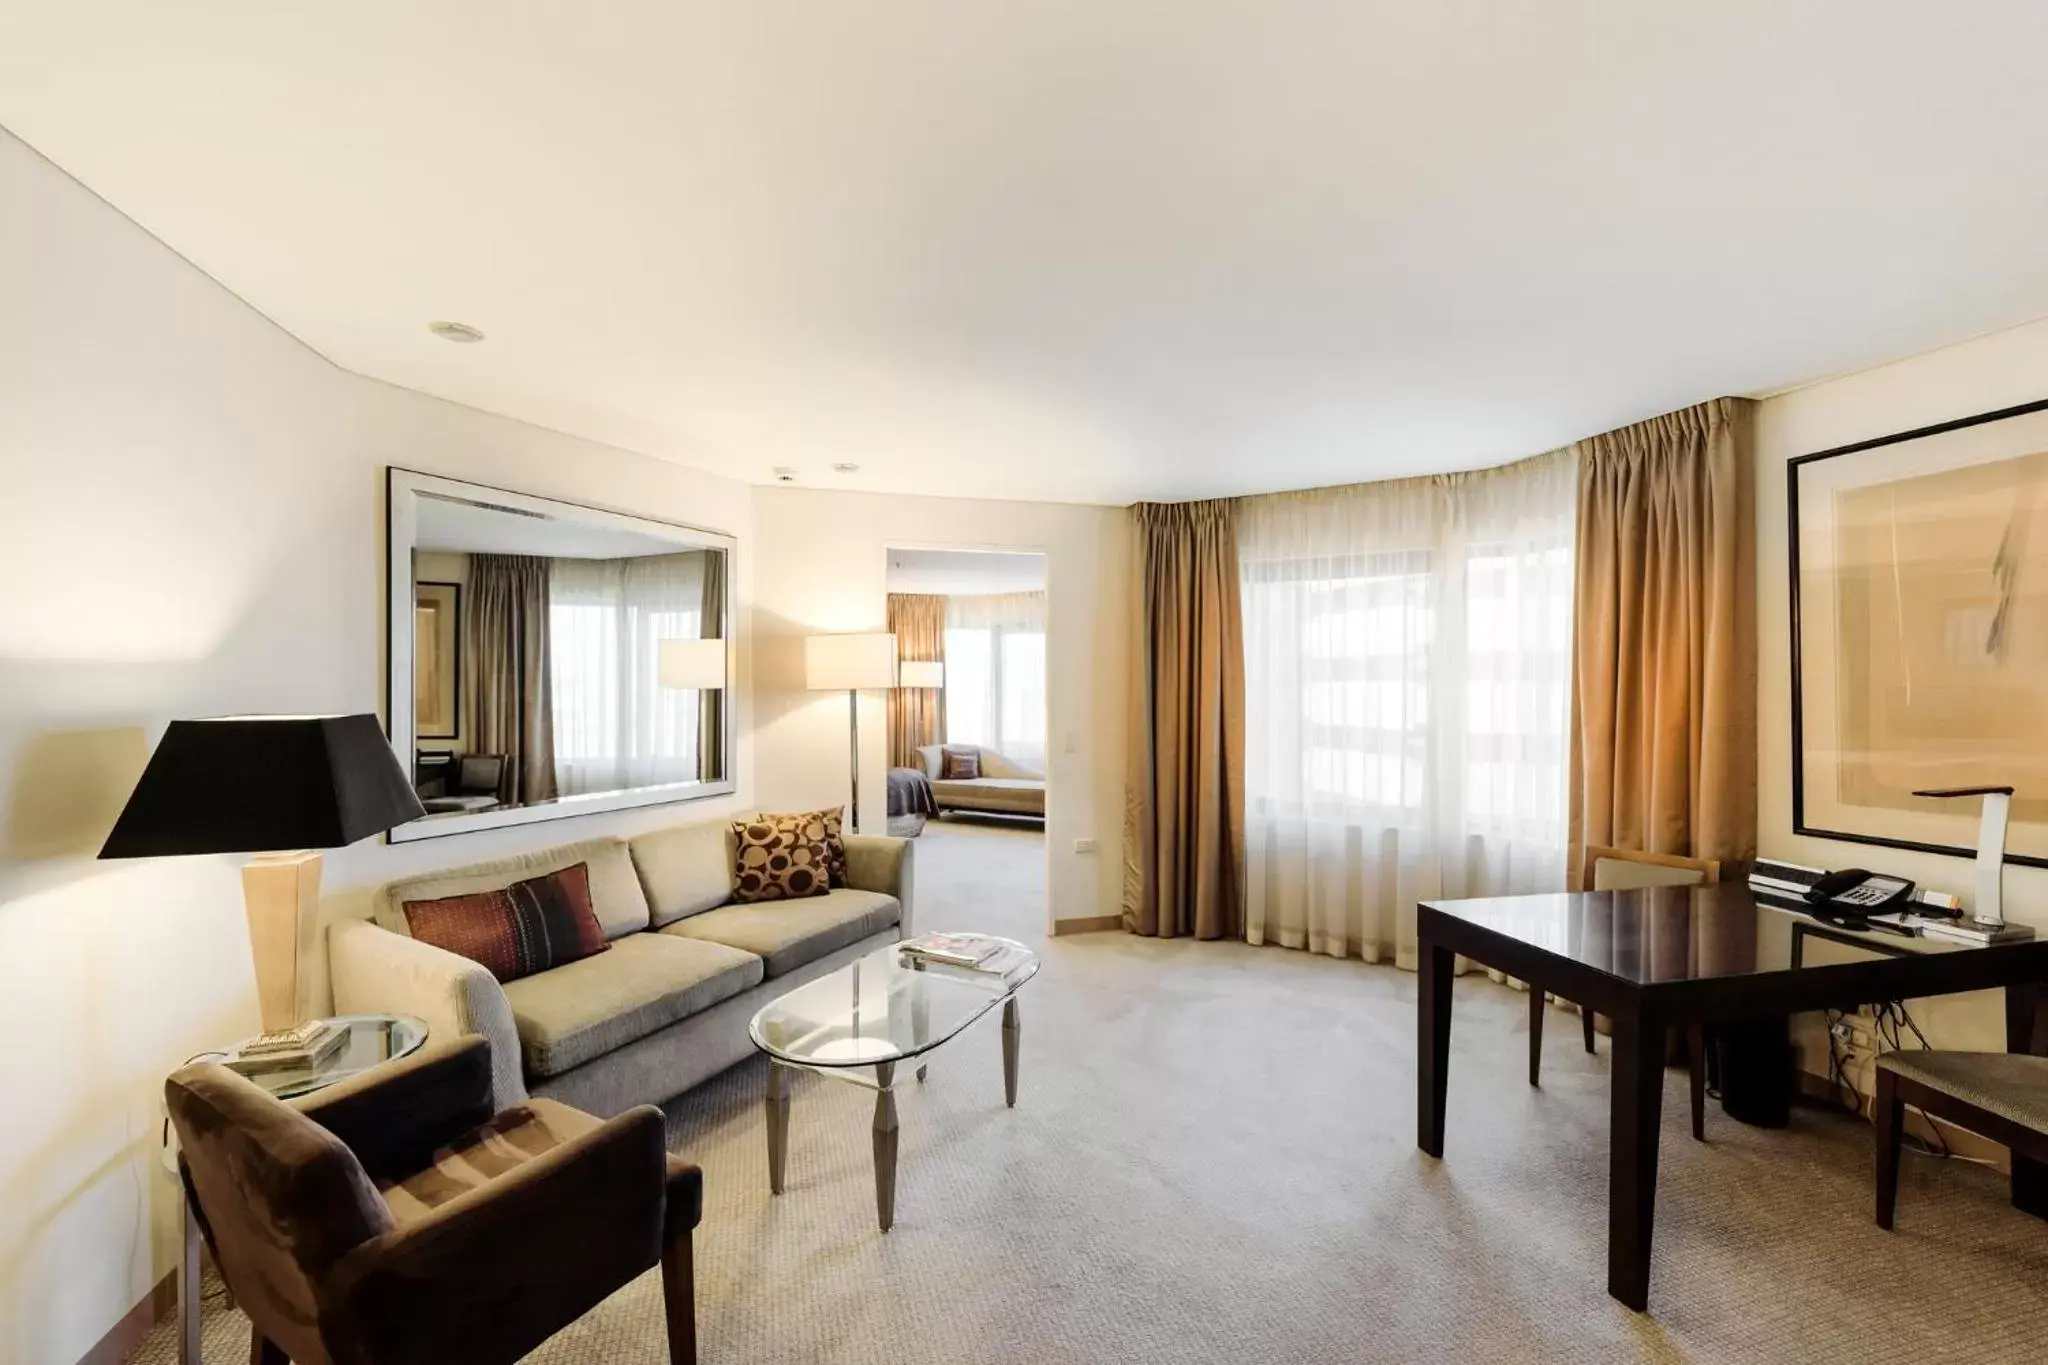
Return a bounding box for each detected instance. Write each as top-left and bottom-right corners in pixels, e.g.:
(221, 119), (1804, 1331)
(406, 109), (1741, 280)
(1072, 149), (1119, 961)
(900, 933), (1013, 971)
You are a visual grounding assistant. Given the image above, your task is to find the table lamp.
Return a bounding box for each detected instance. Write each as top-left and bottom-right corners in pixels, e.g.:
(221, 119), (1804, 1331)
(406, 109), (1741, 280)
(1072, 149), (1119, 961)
(99, 714), (426, 1032)
(805, 633), (898, 833)
(1913, 785), (2015, 927)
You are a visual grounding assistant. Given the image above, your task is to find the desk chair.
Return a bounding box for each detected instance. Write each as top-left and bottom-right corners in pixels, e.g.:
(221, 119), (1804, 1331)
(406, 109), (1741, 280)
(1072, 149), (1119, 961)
(1528, 846), (1721, 1140)
(1875, 1050), (2048, 1229)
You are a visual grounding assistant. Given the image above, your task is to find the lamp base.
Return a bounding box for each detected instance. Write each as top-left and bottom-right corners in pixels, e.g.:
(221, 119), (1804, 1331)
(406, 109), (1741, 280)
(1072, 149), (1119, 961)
(242, 851), (322, 1032)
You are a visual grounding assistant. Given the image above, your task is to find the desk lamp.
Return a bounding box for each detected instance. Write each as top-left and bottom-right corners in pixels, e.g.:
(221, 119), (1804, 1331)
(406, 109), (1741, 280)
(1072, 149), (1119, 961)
(1913, 785), (2015, 927)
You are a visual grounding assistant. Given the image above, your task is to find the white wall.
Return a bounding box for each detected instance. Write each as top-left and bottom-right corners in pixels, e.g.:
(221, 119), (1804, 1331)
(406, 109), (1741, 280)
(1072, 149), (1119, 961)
(753, 488), (1127, 929)
(1758, 317), (2048, 1072)
(0, 127), (755, 1365)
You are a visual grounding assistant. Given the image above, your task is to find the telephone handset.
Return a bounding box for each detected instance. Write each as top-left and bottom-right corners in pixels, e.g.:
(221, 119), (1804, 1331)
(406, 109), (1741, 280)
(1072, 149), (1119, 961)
(1803, 868), (1915, 917)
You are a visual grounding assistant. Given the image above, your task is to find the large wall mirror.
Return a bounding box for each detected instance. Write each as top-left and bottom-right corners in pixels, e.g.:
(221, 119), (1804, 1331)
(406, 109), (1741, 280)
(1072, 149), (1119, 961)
(386, 468), (736, 842)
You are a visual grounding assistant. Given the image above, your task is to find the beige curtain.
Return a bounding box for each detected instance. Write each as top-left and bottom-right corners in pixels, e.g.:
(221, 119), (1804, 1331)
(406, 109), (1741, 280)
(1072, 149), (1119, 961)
(699, 550), (726, 782)
(1568, 397), (1757, 881)
(465, 553), (558, 805)
(887, 593), (947, 769)
(1123, 499), (1247, 940)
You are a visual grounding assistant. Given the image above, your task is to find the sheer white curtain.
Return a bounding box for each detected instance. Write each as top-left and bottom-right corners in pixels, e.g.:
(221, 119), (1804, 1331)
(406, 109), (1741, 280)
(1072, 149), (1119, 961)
(943, 591), (1048, 774)
(548, 551), (704, 797)
(1240, 453), (1575, 967)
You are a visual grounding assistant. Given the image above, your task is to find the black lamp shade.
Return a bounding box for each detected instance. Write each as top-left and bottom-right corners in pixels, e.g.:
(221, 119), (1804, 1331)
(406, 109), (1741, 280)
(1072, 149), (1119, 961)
(99, 714), (426, 857)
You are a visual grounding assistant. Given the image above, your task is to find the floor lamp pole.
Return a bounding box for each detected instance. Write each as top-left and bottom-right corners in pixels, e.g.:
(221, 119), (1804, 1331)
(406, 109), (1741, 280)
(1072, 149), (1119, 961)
(846, 686), (861, 833)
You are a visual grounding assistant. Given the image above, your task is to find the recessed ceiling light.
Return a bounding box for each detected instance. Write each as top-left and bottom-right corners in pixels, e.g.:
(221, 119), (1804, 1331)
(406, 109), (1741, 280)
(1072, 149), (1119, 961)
(428, 320), (485, 343)
(832, 462), (860, 474)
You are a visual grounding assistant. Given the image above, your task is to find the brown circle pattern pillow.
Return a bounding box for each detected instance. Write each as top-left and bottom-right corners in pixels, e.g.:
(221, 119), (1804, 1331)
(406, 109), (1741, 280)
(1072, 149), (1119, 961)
(730, 817), (832, 903)
(754, 806), (846, 886)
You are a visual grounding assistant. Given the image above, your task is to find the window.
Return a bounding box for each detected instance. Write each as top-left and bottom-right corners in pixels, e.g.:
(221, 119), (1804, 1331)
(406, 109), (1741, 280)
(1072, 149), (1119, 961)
(1238, 456), (1576, 963)
(549, 553), (704, 796)
(943, 592), (1047, 773)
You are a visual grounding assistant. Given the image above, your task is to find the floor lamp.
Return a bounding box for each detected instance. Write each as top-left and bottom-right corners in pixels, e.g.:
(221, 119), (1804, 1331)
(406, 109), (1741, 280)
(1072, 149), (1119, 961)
(805, 632), (898, 833)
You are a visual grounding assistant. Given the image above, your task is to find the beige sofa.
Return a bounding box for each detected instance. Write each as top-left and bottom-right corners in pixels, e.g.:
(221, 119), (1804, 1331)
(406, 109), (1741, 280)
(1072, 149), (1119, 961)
(329, 816), (913, 1115)
(916, 744), (1045, 818)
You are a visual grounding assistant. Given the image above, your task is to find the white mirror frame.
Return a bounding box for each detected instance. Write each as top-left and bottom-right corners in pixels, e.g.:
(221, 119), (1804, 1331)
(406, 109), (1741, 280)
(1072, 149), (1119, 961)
(385, 467), (738, 843)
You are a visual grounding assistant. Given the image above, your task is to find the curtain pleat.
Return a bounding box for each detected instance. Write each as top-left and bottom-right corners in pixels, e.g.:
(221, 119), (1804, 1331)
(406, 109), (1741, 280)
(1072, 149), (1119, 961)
(700, 551), (726, 782)
(1123, 499), (1246, 940)
(465, 553), (557, 805)
(1568, 396), (1757, 878)
(887, 593), (948, 769)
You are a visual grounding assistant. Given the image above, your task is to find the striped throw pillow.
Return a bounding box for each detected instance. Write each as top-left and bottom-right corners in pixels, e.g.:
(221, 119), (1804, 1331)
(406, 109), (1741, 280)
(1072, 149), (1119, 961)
(401, 862), (610, 983)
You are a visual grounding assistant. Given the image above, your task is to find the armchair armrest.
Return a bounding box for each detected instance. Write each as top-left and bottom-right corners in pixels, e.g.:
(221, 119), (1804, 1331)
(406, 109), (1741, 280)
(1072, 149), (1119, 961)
(843, 834), (915, 937)
(328, 918), (526, 1107)
(327, 1106), (669, 1365)
(292, 1038), (495, 1183)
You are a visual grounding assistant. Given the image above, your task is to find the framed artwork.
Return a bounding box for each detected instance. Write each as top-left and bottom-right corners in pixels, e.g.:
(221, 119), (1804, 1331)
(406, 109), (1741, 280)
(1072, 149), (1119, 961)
(414, 581), (462, 740)
(1790, 398), (2048, 868)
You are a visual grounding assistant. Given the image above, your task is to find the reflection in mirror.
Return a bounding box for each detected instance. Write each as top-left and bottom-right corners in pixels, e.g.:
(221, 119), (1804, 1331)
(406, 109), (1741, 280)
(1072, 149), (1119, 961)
(388, 470), (735, 841)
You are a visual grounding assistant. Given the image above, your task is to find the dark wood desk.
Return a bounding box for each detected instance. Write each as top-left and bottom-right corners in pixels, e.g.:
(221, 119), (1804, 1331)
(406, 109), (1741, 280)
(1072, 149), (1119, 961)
(1416, 885), (2048, 1312)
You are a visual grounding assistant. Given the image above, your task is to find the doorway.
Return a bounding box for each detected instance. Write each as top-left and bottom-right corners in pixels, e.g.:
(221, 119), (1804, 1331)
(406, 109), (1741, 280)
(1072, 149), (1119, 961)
(884, 546), (1048, 941)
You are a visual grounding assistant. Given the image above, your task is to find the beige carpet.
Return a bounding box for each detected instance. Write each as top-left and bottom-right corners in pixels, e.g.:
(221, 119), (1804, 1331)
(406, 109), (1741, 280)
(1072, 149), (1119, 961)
(140, 820), (2048, 1363)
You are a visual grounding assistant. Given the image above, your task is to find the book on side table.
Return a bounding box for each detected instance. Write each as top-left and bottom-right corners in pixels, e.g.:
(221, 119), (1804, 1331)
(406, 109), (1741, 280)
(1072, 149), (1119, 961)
(225, 1020), (349, 1076)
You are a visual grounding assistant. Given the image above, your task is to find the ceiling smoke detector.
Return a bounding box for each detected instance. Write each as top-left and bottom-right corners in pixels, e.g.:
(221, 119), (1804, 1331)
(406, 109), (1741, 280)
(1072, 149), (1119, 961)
(427, 320), (485, 343)
(772, 466), (798, 483)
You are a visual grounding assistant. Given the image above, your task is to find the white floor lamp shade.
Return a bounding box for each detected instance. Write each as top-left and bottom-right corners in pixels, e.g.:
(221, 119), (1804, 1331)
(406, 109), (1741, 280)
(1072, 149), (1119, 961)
(898, 659), (945, 689)
(806, 633), (897, 833)
(658, 637), (727, 691)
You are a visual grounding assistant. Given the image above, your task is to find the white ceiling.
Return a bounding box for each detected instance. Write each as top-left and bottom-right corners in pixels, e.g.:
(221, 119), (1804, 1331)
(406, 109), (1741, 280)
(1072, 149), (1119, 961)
(887, 548), (1047, 596)
(6, 3), (2048, 505)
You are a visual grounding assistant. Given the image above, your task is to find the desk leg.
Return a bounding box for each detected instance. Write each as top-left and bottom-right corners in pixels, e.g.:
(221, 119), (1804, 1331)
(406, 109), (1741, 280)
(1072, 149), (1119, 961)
(2006, 982), (2048, 1218)
(1528, 988), (1545, 1087)
(1608, 1007), (1665, 1312)
(179, 1193), (201, 1365)
(1418, 935), (1454, 1158)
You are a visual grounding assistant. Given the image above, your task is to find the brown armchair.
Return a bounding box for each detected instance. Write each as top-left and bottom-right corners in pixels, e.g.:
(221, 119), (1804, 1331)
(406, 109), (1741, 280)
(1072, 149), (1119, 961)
(165, 1036), (698, 1365)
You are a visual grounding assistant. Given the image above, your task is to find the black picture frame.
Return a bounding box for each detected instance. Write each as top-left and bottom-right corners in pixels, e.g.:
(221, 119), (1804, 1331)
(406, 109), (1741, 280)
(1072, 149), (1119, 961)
(1788, 396), (2048, 869)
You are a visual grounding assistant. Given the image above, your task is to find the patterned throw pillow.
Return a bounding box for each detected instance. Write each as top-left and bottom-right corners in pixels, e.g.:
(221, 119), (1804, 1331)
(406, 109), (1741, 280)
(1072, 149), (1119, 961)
(754, 806), (847, 886)
(940, 746), (982, 780)
(401, 862), (609, 983)
(730, 818), (832, 903)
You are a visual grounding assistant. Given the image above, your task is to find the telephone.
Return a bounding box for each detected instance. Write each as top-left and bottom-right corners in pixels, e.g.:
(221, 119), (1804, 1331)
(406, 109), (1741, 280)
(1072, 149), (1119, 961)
(1749, 859), (1915, 920)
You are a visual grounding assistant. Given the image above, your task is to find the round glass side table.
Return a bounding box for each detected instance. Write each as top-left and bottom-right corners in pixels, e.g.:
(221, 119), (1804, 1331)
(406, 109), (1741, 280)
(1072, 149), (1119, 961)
(167, 1013), (428, 1363)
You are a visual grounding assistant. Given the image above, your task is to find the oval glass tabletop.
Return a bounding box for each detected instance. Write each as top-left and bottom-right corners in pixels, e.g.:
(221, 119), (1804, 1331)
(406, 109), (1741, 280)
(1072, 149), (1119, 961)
(750, 935), (1039, 1070)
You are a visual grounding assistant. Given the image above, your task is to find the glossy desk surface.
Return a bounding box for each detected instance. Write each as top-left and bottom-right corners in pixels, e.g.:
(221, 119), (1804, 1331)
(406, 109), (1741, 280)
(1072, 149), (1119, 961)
(1419, 883), (2035, 989)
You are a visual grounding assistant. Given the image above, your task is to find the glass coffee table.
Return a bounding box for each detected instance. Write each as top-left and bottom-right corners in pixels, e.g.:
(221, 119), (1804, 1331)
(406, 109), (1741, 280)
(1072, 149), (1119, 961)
(748, 934), (1039, 1231)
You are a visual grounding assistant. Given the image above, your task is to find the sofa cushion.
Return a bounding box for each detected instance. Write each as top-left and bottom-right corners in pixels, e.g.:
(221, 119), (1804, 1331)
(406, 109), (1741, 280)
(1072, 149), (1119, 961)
(373, 837), (652, 942)
(499, 934), (764, 1078)
(400, 862), (609, 984)
(660, 888), (900, 977)
(940, 746), (982, 780)
(629, 820), (738, 927)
